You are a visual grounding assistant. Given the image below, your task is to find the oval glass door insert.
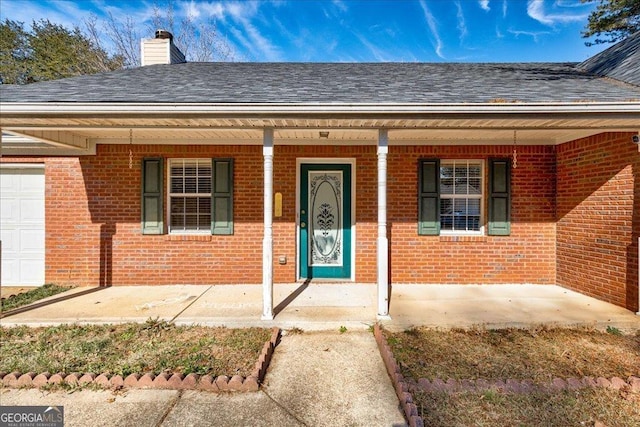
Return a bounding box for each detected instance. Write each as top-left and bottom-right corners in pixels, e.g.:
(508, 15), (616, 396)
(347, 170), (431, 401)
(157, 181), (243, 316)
(309, 171), (343, 266)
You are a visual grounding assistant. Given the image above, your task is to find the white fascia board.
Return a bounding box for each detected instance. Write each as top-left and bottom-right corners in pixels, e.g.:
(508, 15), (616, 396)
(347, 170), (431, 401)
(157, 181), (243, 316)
(1, 102), (640, 115)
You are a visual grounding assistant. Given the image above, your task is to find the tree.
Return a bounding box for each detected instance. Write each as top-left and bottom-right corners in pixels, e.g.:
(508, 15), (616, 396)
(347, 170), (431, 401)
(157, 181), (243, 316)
(28, 20), (124, 82)
(0, 19), (30, 84)
(582, 0), (640, 45)
(147, 1), (233, 63)
(0, 19), (123, 84)
(85, 0), (234, 68)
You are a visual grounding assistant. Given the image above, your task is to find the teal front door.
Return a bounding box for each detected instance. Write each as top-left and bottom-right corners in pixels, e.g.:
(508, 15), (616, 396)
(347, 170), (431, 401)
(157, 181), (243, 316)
(300, 163), (352, 279)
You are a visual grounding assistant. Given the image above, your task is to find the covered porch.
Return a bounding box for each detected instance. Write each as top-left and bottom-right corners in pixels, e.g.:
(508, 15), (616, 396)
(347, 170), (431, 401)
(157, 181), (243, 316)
(2, 283), (639, 332)
(2, 104), (640, 318)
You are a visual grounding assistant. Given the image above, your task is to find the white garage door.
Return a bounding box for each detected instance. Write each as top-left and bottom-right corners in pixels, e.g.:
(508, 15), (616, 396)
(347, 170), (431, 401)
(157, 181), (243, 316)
(1, 165), (45, 286)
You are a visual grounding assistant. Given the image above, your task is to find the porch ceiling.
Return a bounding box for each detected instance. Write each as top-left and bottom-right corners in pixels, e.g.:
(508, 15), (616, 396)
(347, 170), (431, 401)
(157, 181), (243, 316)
(2, 127), (611, 147)
(1, 107), (639, 151)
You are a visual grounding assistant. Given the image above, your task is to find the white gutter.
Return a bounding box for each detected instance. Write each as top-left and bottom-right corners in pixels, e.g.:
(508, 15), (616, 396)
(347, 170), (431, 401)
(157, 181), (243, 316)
(1, 102), (639, 115)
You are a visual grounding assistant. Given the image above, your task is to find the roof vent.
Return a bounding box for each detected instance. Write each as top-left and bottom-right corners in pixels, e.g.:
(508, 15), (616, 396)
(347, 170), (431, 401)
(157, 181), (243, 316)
(155, 30), (173, 41)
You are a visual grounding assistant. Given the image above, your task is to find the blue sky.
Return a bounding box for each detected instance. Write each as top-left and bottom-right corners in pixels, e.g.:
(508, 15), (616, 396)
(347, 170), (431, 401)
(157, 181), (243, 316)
(0, 0), (608, 62)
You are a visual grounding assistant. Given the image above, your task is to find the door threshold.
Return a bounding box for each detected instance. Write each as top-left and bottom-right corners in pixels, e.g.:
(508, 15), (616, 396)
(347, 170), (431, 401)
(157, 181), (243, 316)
(296, 279), (356, 283)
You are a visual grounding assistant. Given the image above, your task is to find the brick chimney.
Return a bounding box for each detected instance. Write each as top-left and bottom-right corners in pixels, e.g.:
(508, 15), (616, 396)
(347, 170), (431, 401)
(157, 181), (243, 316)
(140, 30), (186, 66)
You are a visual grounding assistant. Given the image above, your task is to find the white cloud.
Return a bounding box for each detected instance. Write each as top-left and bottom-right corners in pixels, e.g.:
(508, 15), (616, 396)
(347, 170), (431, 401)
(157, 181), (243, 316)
(225, 1), (259, 21)
(508, 28), (552, 42)
(198, 2), (226, 19)
(455, 1), (468, 42)
(233, 19), (281, 61)
(479, 0), (490, 12)
(527, 0), (588, 26)
(419, 0), (444, 59)
(502, 0), (508, 17)
(554, 0), (587, 7)
(182, 1), (201, 19)
(180, 2), (279, 61)
(355, 32), (390, 61)
(332, 0), (348, 13)
(1, 0), (92, 30)
(271, 14), (336, 60)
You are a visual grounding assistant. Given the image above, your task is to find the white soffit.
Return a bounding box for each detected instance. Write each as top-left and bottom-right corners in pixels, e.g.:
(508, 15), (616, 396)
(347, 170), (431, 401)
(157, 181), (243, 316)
(1, 102), (639, 151)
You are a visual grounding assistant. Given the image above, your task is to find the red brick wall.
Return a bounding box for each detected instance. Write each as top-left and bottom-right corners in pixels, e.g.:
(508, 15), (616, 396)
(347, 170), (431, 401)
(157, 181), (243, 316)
(2, 143), (560, 288)
(556, 133), (639, 312)
(388, 145), (557, 284)
(43, 145), (266, 286)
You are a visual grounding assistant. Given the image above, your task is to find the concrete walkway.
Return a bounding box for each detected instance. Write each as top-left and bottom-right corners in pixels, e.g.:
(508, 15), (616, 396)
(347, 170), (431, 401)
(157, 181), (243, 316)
(0, 331), (407, 427)
(261, 331), (406, 426)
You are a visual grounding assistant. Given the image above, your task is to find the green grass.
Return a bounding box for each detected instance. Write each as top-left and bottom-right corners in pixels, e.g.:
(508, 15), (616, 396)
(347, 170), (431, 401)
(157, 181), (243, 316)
(1, 284), (71, 312)
(0, 321), (271, 378)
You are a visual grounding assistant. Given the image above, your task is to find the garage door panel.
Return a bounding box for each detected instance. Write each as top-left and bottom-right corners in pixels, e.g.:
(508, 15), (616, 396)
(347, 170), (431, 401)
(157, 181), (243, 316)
(19, 258), (45, 284)
(20, 229), (45, 252)
(1, 199), (19, 224)
(17, 171), (45, 191)
(1, 259), (20, 284)
(0, 173), (17, 194)
(20, 198), (45, 223)
(1, 229), (18, 253)
(1, 166), (45, 286)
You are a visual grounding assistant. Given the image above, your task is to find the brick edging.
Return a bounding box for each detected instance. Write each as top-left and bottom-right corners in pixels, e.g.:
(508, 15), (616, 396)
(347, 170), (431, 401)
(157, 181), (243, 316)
(0, 327), (281, 392)
(374, 323), (424, 427)
(410, 376), (640, 394)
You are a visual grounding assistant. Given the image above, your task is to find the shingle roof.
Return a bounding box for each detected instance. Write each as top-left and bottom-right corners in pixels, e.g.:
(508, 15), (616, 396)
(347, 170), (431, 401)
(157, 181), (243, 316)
(579, 31), (640, 87)
(1, 61), (639, 104)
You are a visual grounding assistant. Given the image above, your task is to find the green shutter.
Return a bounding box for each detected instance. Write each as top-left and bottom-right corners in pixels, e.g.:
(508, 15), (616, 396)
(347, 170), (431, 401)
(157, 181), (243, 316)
(141, 157), (164, 235)
(418, 159), (440, 235)
(211, 158), (234, 235)
(488, 158), (511, 236)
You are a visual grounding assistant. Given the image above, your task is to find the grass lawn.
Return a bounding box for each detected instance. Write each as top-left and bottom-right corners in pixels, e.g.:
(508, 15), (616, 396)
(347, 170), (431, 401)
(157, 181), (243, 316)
(0, 319), (271, 378)
(384, 326), (640, 427)
(1, 284), (71, 312)
(413, 388), (640, 427)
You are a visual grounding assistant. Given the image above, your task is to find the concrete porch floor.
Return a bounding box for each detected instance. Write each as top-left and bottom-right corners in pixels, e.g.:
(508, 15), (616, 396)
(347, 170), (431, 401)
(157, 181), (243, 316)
(1, 283), (638, 332)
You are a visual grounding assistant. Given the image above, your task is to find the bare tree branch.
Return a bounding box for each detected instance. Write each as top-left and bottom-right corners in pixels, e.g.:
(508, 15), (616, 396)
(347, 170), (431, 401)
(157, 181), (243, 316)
(83, 0), (235, 66)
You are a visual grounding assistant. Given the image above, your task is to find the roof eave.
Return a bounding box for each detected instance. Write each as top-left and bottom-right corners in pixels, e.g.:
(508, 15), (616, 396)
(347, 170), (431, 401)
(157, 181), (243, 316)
(1, 101), (640, 117)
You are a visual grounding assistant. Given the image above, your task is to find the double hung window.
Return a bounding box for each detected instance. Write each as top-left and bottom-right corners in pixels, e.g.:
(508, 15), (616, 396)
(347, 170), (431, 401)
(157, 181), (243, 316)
(141, 157), (234, 235)
(169, 159), (212, 233)
(419, 158), (510, 236)
(439, 160), (482, 233)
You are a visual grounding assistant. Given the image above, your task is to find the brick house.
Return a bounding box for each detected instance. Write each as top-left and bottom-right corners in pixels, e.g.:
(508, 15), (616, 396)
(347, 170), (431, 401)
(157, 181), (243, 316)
(1, 32), (639, 319)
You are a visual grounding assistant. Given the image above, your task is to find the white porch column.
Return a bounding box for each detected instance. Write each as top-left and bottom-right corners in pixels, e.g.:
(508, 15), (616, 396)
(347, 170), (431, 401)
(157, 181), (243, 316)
(262, 128), (274, 320)
(377, 129), (390, 318)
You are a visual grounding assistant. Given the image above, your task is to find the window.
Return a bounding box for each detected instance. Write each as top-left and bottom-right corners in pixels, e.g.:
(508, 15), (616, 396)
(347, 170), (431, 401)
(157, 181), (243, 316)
(419, 158), (510, 236)
(169, 159), (212, 233)
(440, 160), (482, 233)
(141, 157), (233, 235)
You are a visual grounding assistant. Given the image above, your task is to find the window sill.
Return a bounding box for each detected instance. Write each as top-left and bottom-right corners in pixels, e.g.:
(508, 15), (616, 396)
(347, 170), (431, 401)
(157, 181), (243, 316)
(166, 234), (212, 242)
(439, 235), (488, 242)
